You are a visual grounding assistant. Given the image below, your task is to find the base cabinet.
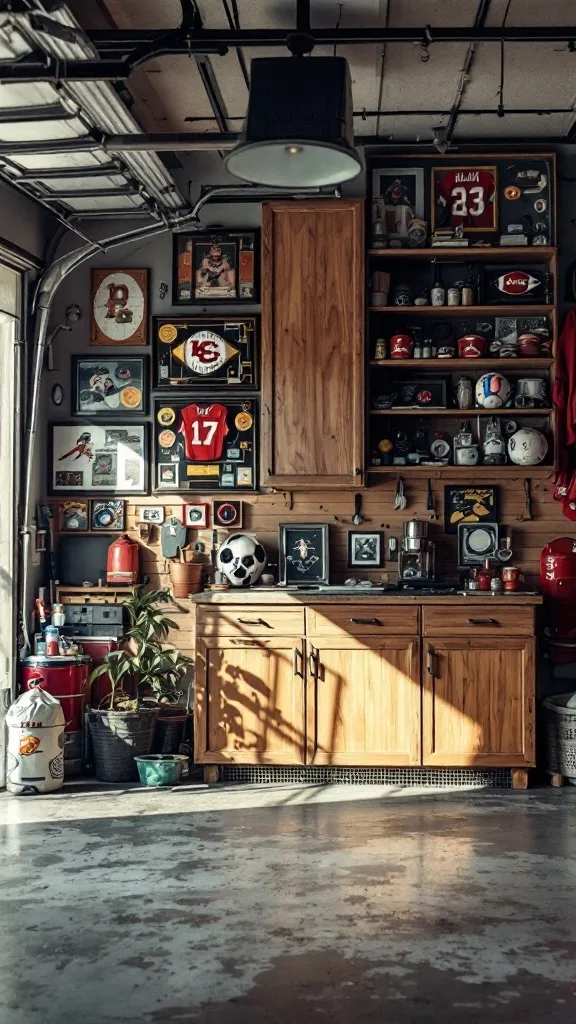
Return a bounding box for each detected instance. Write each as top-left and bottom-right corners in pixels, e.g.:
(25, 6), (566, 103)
(422, 637), (535, 767)
(195, 637), (306, 765)
(308, 637), (420, 765)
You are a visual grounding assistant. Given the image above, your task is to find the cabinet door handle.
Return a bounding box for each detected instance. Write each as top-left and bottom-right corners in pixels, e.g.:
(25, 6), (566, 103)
(350, 617), (381, 626)
(466, 618), (498, 626)
(308, 646), (318, 679)
(293, 646), (303, 678)
(427, 648), (435, 677)
(236, 617), (267, 626)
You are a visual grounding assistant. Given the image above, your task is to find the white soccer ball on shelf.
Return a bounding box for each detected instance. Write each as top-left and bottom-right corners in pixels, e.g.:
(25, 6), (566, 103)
(217, 534), (267, 587)
(475, 372), (511, 409)
(507, 427), (548, 466)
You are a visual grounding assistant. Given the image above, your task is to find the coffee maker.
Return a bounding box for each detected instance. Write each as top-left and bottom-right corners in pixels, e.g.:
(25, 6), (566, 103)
(399, 520), (436, 582)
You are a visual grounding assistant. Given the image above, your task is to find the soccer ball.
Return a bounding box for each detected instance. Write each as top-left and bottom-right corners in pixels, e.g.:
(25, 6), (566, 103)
(216, 534), (267, 587)
(475, 373), (511, 409)
(507, 427), (548, 466)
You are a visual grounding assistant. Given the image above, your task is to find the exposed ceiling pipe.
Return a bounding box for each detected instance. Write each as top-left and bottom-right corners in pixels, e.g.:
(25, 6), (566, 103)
(104, 132), (240, 152)
(441, 0), (492, 146)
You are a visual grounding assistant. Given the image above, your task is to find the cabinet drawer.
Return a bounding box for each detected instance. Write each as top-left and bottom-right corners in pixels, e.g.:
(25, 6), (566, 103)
(422, 605), (534, 637)
(196, 606), (305, 637)
(306, 604), (419, 637)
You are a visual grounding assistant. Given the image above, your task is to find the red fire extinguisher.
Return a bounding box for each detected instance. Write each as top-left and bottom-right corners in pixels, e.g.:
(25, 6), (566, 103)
(107, 535), (139, 584)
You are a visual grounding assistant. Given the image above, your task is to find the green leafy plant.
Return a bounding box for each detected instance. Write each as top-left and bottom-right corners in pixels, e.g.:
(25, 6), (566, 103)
(89, 586), (193, 711)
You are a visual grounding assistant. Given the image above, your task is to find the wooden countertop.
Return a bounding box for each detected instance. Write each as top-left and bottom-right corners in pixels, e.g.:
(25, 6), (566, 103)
(191, 590), (542, 606)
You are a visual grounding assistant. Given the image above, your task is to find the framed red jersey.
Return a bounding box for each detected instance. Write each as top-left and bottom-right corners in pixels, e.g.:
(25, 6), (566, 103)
(179, 403), (229, 461)
(432, 165), (498, 233)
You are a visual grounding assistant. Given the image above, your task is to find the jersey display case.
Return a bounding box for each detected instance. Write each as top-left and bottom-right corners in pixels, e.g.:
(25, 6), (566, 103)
(153, 397), (257, 493)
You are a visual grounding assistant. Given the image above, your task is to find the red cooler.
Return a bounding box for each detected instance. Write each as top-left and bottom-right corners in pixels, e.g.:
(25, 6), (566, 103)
(21, 655), (90, 775)
(72, 637), (126, 707)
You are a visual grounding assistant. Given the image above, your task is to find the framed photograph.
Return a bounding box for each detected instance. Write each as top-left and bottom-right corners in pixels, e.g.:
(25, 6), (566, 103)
(372, 167), (425, 216)
(153, 398), (257, 493)
(444, 486), (498, 535)
(348, 531), (384, 569)
(173, 231), (258, 304)
(57, 500), (88, 532)
(153, 316), (257, 389)
(139, 506), (165, 525)
(279, 523), (329, 586)
(184, 503), (209, 528)
(432, 166), (498, 233)
(212, 500), (242, 529)
(90, 499), (125, 531)
(393, 378), (448, 410)
(50, 423), (148, 494)
(458, 522), (499, 567)
(72, 356), (147, 415)
(90, 268), (148, 346)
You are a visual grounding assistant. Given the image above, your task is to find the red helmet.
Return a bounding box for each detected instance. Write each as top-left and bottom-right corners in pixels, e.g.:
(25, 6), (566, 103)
(518, 332), (541, 357)
(457, 334), (487, 358)
(390, 334), (414, 359)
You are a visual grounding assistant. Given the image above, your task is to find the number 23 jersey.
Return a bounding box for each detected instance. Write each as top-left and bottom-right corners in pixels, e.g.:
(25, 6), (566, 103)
(179, 403), (229, 461)
(435, 168), (496, 229)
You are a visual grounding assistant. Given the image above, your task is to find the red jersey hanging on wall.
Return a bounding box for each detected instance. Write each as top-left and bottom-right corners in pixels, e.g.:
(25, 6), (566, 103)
(179, 403), (229, 461)
(434, 166), (497, 231)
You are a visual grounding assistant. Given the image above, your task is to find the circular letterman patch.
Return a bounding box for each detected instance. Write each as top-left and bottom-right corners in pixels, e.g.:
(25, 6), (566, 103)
(159, 323), (178, 343)
(504, 185), (521, 200)
(378, 439), (393, 453)
(158, 429), (176, 448)
(157, 406), (176, 426)
(235, 411), (253, 431)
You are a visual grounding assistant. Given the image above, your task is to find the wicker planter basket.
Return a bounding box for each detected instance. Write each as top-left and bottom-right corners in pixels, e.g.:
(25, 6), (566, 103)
(88, 707), (159, 783)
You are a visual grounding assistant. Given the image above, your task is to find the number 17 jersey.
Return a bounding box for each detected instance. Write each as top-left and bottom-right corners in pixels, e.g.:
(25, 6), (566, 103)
(435, 167), (496, 229)
(179, 403), (229, 461)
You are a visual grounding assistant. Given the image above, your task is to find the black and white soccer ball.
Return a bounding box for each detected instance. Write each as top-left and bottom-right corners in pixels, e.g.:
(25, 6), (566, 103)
(216, 534), (267, 587)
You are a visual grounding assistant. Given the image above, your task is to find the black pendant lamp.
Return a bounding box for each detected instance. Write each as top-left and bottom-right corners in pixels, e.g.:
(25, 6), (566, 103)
(224, 56), (362, 187)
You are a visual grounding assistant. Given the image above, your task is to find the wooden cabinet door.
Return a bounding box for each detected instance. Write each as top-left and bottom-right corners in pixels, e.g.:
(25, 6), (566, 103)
(261, 199), (364, 488)
(423, 638), (535, 767)
(307, 637), (421, 766)
(195, 636), (306, 765)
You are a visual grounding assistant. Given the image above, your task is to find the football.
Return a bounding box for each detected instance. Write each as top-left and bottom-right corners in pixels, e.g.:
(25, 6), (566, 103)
(217, 533), (267, 587)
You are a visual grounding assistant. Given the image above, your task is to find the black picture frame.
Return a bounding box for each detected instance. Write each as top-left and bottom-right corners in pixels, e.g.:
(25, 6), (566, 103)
(90, 499), (126, 532)
(152, 316), (258, 390)
(458, 522), (499, 567)
(49, 422), (149, 495)
(279, 523), (329, 585)
(172, 230), (259, 304)
(153, 398), (258, 493)
(444, 485), (498, 535)
(72, 356), (148, 416)
(348, 531), (384, 568)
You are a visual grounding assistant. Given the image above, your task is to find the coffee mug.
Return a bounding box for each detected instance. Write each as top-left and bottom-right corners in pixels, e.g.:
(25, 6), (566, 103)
(501, 566), (521, 591)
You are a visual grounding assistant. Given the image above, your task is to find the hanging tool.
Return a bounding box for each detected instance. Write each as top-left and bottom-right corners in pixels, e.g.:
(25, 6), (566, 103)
(520, 477), (533, 521)
(426, 478), (435, 518)
(394, 476), (406, 511)
(352, 493), (364, 526)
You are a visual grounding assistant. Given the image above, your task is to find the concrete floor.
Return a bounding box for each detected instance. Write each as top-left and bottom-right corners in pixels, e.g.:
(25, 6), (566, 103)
(1, 783), (576, 1023)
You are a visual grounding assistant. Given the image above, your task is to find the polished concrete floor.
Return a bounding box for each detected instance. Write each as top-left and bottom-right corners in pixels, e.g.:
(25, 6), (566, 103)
(1, 782), (576, 1023)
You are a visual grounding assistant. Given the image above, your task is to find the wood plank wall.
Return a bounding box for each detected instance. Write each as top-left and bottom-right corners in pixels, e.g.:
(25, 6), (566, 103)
(119, 471), (566, 590)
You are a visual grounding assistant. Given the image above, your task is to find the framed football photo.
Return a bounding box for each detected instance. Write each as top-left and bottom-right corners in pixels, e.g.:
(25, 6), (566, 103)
(173, 231), (258, 304)
(153, 316), (257, 389)
(153, 398), (257, 493)
(432, 165), (498, 233)
(72, 356), (147, 415)
(90, 269), (148, 346)
(50, 423), (148, 494)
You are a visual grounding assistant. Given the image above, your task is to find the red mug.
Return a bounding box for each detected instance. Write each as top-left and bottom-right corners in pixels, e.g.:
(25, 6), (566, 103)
(502, 566), (521, 591)
(390, 334), (414, 359)
(457, 334), (487, 358)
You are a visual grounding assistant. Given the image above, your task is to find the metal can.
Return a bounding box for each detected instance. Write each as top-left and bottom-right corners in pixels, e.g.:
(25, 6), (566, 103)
(44, 626), (59, 658)
(447, 286), (460, 306)
(461, 285), (473, 306)
(491, 576), (503, 594)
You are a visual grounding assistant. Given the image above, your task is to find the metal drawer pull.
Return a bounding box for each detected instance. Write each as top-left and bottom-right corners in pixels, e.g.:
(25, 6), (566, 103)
(466, 618), (498, 626)
(350, 617), (381, 625)
(308, 646), (319, 678)
(236, 617), (268, 626)
(293, 647), (303, 678)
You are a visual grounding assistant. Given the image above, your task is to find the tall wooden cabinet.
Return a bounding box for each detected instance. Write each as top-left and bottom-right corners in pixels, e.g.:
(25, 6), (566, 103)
(261, 199), (364, 488)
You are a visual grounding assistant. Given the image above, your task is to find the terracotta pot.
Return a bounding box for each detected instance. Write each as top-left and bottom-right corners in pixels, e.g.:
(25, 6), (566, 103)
(169, 560), (203, 598)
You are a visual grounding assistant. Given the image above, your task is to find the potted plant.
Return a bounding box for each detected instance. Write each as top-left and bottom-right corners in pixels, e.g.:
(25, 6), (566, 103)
(87, 586), (193, 783)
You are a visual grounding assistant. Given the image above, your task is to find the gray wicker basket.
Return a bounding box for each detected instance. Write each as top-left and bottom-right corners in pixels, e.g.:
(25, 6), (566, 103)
(88, 708), (159, 783)
(543, 693), (576, 783)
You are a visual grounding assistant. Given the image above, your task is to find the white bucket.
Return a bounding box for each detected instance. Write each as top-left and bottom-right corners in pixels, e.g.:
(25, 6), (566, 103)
(6, 687), (65, 795)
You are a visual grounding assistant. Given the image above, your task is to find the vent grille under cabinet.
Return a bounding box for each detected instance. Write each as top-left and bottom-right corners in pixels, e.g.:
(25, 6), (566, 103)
(220, 766), (512, 787)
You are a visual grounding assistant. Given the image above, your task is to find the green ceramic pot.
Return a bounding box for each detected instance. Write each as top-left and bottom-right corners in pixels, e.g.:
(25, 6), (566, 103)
(135, 754), (188, 787)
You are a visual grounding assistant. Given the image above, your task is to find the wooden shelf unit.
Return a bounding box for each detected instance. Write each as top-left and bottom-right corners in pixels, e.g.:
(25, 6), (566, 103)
(369, 305), (555, 315)
(370, 407), (552, 417)
(367, 246), (557, 260)
(369, 358), (554, 369)
(366, 464), (554, 477)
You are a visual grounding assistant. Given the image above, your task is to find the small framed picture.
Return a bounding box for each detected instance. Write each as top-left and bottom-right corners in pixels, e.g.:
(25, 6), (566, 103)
(348, 531), (384, 569)
(444, 486), (498, 535)
(57, 500), (89, 532)
(72, 356), (147, 415)
(212, 500), (242, 529)
(138, 506), (165, 525)
(90, 500), (125, 531)
(279, 523), (329, 586)
(173, 231), (258, 304)
(184, 503), (209, 528)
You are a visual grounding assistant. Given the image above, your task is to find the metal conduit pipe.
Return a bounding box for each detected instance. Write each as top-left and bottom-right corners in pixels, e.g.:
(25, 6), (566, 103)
(20, 182), (336, 649)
